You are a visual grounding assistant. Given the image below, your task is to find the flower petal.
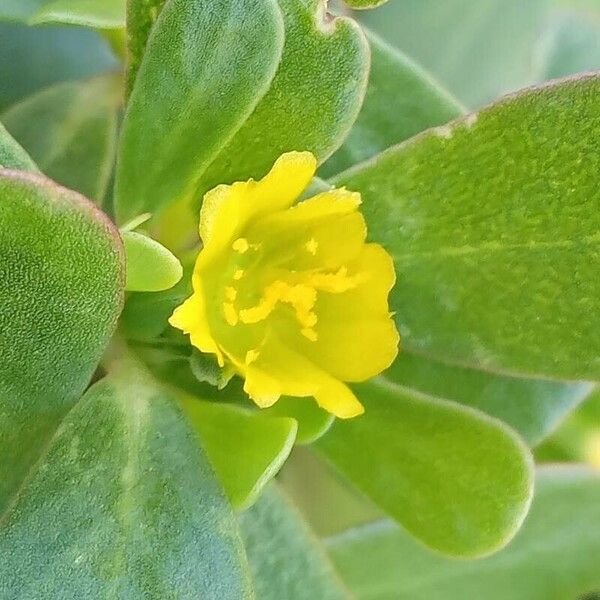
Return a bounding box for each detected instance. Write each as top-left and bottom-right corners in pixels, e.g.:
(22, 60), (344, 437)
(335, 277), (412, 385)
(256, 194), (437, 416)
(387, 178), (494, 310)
(287, 244), (399, 382)
(199, 151), (317, 253)
(241, 336), (364, 419)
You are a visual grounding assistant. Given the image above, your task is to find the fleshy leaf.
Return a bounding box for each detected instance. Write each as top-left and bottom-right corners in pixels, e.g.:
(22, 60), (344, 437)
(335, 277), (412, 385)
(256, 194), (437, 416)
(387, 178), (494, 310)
(115, 0), (285, 223)
(240, 484), (351, 600)
(181, 398), (297, 510)
(2, 75), (122, 204)
(0, 169), (124, 512)
(321, 29), (464, 178)
(386, 353), (594, 446)
(0, 358), (253, 598)
(0, 122), (38, 171)
(194, 0), (369, 199)
(344, 0), (389, 10)
(0, 0), (125, 28)
(123, 230), (183, 292)
(336, 74), (600, 382)
(327, 467), (600, 599)
(317, 378), (534, 557)
(126, 0), (167, 94)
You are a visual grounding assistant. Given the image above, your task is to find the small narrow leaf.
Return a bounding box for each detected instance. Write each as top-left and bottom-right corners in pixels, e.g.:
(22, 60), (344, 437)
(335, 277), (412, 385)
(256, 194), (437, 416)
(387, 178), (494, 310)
(317, 378), (534, 557)
(123, 230), (183, 292)
(181, 398), (297, 510)
(345, 0), (389, 9)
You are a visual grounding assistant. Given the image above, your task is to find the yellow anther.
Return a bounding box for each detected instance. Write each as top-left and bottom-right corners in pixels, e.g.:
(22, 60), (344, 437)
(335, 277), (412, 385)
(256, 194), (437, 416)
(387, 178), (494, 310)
(309, 267), (361, 293)
(223, 302), (239, 326)
(305, 238), (318, 255)
(233, 269), (245, 280)
(301, 328), (318, 342)
(245, 349), (260, 365)
(232, 238), (249, 254)
(225, 286), (237, 302)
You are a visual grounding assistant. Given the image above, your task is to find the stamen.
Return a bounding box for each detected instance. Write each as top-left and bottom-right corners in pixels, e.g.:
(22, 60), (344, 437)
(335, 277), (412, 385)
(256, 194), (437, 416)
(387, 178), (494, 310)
(225, 286), (237, 302)
(223, 302), (239, 326)
(305, 238), (318, 255)
(232, 238), (249, 254)
(301, 328), (318, 342)
(233, 269), (245, 280)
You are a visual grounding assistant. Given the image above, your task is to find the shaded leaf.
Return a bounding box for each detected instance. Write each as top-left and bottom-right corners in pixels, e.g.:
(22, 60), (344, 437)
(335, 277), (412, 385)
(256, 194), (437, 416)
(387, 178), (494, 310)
(2, 75), (122, 203)
(0, 23), (117, 111)
(0, 122), (38, 171)
(385, 353), (594, 446)
(336, 74), (600, 381)
(356, 0), (547, 106)
(240, 485), (350, 600)
(0, 169), (124, 512)
(321, 30), (464, 178)
(115, 0), (285, 223)
(182, 398), (297, 510)
(123, 230), (182, 292)
(0, 357), (253, 599)
(0, 0), (124, 28)
(317, 378), (534, 557)
(327, 467), (600, 600)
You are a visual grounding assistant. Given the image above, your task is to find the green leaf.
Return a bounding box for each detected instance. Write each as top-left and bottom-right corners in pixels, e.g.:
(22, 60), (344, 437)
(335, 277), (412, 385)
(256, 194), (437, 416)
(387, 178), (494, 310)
(336, 74), (600, 381)
(0, 122), (38, 171)
(240, 485), (350, 600)
(263, 397), (335, 445)
(194, 0), (369, 200)
(386, 353), (594, 446)
(0, 0), (125, 28)
(344, 0), (389, 9)
(181, 398), (297, 510)
(317, 379), (534, 557)
(125, 0), (167, 95)
(114, 0), (285, 224)
(0, 358), (253, 598)
(356, 0), (547, 106)
(0, 169), (124, 512)
(321, 29), (465, 178)
(2, 75), (122, 204)
(0, 23), (117, 112)
(327, 467), (600, 600)
(122, 230), (182, 292)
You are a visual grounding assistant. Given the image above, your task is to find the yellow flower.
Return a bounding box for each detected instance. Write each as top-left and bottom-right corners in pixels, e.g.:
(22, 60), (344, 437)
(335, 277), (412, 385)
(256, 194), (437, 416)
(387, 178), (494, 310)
(169, 152), (399, 418)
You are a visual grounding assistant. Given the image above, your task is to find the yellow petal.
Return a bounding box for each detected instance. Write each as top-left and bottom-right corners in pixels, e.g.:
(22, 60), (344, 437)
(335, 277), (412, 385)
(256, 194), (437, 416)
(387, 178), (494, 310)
(245, 188), (366, 270)
(240, 336), (364, 418)
(287, 243), (399, 382)
(198, 151), (317, 255)
(169, 292), (225, 367)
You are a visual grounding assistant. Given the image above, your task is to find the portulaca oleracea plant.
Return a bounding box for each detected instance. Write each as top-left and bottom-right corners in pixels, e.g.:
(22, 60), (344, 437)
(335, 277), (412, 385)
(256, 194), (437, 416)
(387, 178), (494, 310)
(0, 0), (599, 598)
